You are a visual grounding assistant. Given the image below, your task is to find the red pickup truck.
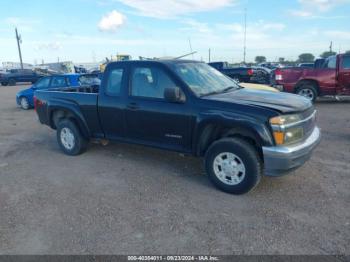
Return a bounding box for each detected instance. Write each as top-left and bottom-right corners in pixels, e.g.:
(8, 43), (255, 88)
(274, 54), (350, 102)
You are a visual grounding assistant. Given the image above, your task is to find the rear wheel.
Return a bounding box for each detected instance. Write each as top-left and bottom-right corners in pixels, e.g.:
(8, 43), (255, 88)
(296, 82), (318, 102)
(1, 82), (8, 86)
(205, 138), (262, 195)
(8, 79), (16, 86)
(56, 119), (88, 156)
(20, 97), (30, 110)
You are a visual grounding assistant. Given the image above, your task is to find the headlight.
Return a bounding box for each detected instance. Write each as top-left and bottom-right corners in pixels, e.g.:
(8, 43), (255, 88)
(270, 114), (304, 145)
(270, 114), (301, 125)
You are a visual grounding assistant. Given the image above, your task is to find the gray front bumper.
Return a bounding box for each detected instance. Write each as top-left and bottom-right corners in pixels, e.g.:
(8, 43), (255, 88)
(263, 127), (321, 176)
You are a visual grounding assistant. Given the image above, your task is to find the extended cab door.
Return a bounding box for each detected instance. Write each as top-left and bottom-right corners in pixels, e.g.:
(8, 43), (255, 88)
(316, 56), (337, 95)
(97, 64), (128, 139)
(124, 63), (193, 152)
(338, 55), (350, 94)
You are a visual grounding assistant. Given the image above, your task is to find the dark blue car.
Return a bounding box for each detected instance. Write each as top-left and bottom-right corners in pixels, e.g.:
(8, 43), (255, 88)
(16, 74), (100, 110)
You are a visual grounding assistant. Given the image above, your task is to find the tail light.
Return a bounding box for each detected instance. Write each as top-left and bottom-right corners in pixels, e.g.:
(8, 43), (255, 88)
(33, 96), (37, 111)
(247, 69), (254, 76)
(34, 96), (43, 111)
(275, 69), (283, 81)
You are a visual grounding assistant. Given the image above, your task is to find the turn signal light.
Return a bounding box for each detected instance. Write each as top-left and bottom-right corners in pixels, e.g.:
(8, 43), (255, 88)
(273, 131), (285, 145)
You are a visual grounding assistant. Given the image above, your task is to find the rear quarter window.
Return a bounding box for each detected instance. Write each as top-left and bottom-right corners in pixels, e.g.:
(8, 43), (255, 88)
(342, 56), (350, 69)
(106, 69), (124, 96)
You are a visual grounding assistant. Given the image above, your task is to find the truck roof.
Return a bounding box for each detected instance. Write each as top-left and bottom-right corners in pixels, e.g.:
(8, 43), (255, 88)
(107, 59), (202, 67)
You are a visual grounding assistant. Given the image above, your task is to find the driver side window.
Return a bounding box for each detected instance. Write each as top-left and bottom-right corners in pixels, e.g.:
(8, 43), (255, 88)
(35, 77), (50, 89)
(131, 66), (176, 99)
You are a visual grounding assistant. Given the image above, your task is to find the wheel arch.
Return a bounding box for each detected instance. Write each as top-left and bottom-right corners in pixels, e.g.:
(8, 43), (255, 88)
(294, 79), (320, 95)
(195, 121), (267, 160)
(49, 107), (90, 139)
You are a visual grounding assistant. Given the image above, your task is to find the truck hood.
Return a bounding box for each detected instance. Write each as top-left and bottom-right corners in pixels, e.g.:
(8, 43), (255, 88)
(204, 88), (311, 113)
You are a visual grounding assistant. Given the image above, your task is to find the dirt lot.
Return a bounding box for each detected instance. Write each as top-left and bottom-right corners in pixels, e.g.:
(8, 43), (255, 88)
(0, 85), (349, 255)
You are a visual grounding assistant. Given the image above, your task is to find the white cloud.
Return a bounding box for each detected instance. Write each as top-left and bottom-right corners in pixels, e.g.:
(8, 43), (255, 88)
(4, 17), (40, 32)
(117, 0), (236, 18)
(261, 23), (286, 31)
(35, 41), (63, 51)
(181, 19), (211, 34)
(290, 0), (350, 18)
(324, 30), (350, 40)
(289, 10), (313, 17)
(298, 0), (348, 12)
(98, 10), (126, 32)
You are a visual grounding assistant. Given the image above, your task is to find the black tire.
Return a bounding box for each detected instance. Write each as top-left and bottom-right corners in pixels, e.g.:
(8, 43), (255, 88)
(8, 79), (16, 86)
(295, 82), (318, 102)
(56, 119), (88, 156)
(1, 82), (8, 86)
(205, 138), (262, 195)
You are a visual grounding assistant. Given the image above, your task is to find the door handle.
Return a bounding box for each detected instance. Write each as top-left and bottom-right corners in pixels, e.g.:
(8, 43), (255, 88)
(127, 102), (139, 110)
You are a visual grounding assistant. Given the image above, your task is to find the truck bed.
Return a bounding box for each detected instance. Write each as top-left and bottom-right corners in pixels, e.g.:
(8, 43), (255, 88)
(34, 85), (103, 137)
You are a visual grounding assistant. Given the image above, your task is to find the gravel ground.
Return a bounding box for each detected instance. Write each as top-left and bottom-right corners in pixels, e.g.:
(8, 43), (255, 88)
(0, 85), (349, 255)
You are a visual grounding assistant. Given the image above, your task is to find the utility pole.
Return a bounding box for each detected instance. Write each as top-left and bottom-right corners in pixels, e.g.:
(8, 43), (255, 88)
(208, 48), (211, 63)
(243, 8), (247, 64)
(329, 41), (333, 53)
(15, 28), (23, 69)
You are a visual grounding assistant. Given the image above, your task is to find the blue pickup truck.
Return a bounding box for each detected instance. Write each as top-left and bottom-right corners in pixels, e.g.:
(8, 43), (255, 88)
(0, 69), (44, 86)
(16, 73), (101, 110)
(34, 60), (321, 194)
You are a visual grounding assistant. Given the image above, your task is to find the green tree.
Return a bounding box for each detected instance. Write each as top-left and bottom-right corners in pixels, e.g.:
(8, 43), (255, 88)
(345, 50), (350, 54)
(320, 51), (337, 58)
(255, 56), (266, 64)
(278, 57), (285, 63)
(298, 53), (315, 63)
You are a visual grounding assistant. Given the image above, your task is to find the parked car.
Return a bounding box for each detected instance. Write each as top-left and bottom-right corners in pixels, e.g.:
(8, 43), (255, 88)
(0, 69), (9, 82)
(0, 69), (43, 86)
(16, 74), (101, 110)
(34, 60), (320, 195)
(251, 66), (272, 84)
(274, 54), (350, 102)
(258, 62), (282, 70)
(208, 62), (254, 82)
(298, 63), (314, 68)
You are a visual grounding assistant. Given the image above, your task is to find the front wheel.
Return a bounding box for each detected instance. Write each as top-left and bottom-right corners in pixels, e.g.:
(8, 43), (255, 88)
(20, 97), (30, 110)
(56, 119), (88, 156)
(205, 138), (262, 195)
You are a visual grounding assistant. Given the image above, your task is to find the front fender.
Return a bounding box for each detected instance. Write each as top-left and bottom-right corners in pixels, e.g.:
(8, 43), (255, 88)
(193, 110), (274, 156)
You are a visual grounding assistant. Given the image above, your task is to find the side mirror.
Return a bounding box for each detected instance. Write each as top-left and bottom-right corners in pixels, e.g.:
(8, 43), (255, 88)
(164, 87), (186, 103)
(32, 85), (37, 90)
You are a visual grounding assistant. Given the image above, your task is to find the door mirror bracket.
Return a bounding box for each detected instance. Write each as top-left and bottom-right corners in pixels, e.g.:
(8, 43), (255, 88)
(164, 87), (186, 103)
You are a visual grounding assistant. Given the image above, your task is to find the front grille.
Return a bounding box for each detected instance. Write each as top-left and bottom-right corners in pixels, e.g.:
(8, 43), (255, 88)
(300, 109), (316, 139)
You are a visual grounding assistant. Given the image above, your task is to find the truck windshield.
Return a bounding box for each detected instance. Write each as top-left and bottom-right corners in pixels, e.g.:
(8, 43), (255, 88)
(172, 63), (240, 97)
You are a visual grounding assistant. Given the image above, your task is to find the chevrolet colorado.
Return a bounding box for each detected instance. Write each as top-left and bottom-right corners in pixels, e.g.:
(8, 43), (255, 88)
(34, 60), (321, 194)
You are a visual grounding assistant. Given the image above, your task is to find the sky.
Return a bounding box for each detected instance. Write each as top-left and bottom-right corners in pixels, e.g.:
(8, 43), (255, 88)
(0, 0), (350, 65)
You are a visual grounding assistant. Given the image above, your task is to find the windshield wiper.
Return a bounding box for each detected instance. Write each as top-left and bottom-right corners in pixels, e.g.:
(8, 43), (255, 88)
(222, 86), (239, 93)
(200, 85), (242, 97)
(200, 91), (221, 97)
